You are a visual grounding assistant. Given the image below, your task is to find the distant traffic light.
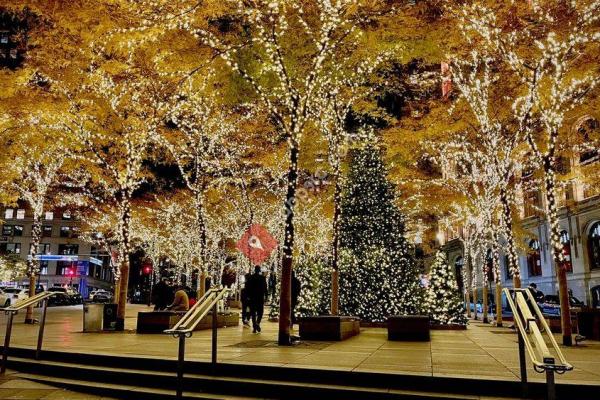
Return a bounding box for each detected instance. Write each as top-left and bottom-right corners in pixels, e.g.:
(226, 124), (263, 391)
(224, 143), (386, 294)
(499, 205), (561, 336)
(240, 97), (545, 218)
(143, 265), (152, 275)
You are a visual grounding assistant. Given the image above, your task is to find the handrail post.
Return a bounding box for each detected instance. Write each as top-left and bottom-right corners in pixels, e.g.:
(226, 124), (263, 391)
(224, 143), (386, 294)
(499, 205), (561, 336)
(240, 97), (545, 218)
(176, 334), (186, 399)
(546, 369), (556, 400)
(212, 301), (218, 365)
(517, 329), (528, 398)
(36, 299), (49, 360)
(1, 312), (15, 374)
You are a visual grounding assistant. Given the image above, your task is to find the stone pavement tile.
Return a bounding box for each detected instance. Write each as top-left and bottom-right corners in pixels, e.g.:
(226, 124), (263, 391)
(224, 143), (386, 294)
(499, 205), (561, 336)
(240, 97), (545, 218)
(289, 351), (370, 369)
(41, 390), (102, 399)
(0, 381), (56, 390)
(431, 347), (487, 356)
(0, 389), (24, 399)
(356, 363), (432, 374)
(379, 342), (430, 350)
(233, 352), (307, 363)
(2, 389), (56, 399)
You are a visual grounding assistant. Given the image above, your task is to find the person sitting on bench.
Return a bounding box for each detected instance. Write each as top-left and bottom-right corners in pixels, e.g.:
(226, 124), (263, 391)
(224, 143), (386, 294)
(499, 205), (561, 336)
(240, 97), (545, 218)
(167, 286), (189, 312)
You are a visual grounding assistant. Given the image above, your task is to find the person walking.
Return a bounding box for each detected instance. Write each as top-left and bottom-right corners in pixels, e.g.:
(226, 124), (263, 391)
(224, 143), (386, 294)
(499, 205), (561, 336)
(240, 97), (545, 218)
(241, 270), (251, 327)
(291, 271), (301, 329)
(246, 265), (267, 333)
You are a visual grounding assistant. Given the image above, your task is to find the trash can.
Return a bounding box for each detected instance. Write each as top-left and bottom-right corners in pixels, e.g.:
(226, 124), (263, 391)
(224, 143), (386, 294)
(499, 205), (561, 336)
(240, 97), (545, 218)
(103, 303), (118, 331)
(83, 303), (104, 332)
(83, 303), (118, 332)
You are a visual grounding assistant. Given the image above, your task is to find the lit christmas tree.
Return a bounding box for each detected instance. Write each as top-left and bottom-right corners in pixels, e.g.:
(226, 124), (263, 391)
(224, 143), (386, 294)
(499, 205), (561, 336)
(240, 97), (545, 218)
(295, 256), (331, 317)
(426, 251), (467, 326)
(339, 143), (423, 322)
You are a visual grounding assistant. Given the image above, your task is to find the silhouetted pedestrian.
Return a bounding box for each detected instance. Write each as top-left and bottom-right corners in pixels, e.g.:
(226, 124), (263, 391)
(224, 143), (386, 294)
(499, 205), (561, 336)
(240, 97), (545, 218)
(246, 265), (267, 333)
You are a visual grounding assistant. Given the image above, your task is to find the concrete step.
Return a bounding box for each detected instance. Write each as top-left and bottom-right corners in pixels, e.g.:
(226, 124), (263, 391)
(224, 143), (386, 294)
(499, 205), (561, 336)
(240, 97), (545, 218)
(2, 347), (593, 399)
(6, 356), (479, 400)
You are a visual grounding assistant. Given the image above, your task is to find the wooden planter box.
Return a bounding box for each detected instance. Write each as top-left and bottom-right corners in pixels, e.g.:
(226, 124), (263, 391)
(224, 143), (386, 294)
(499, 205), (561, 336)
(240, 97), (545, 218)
(387, 315), (430, 341)
(299, 316), (361, 341)
(136, 311), (184, 334)
(193, 312), (240, 331)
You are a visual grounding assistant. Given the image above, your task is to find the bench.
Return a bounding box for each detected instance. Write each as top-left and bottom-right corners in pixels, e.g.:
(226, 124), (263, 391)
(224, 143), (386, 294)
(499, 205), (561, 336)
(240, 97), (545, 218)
(387, 315), (430, 341)
(137, 311), (184, 334)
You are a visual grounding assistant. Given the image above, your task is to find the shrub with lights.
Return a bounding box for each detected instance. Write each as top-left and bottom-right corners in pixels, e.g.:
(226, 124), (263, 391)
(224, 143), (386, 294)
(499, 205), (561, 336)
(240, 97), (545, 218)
(426, 251), (467, 326)
(338, 143), (423, 322)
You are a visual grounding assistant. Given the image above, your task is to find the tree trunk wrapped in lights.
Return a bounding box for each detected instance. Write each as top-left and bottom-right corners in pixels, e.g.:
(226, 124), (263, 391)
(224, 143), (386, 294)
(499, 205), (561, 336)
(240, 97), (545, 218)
(458, 0), (600, 345)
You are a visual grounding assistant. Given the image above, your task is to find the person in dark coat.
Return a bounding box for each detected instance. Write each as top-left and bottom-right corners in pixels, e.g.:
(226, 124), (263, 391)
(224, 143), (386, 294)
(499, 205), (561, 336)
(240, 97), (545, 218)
(246, 265), (267, 333)
(291, 271), (301, 328)
(241, 270), (252, 327)
(151, 278), (171, 311)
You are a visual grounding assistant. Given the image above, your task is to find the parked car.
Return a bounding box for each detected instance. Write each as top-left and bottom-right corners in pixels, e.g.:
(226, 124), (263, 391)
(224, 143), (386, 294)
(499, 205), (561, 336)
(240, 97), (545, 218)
(90, 290), (112, 303)
(0, 288), (29, 307)
(541, 294), (585, 316)
(48, 292), (72, 307)
(47, 287), (83, 305)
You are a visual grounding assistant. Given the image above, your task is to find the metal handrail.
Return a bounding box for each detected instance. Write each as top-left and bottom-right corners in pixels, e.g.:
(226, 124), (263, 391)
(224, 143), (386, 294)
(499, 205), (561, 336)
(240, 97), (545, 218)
(165, 287), (230, 399)
(503, 288), (573, 400)
(166, 287), (229, 334)
(1, 291), (56, 373)
(1, 291), (55, 312)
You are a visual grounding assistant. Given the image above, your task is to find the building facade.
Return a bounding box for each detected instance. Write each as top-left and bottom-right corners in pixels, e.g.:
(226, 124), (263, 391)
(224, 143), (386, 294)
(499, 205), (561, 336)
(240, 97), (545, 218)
(0, 205), (114, 297)
(438, 118), (600, 306)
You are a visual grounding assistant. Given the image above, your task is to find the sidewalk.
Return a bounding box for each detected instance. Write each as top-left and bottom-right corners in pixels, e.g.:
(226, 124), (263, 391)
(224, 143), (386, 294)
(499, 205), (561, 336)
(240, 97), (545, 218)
(1, 304), (599, 385)
(0, 369), (117, 399)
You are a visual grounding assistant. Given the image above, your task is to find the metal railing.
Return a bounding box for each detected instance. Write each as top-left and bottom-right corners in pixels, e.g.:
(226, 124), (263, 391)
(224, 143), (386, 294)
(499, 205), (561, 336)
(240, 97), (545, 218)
(1, 291), (55, 373)
(165, 287), (230, 399)
(503, 288), (573, 400)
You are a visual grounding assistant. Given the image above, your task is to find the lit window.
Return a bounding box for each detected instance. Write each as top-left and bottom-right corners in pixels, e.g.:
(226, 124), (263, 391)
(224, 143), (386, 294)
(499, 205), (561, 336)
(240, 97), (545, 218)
(13, 225), (23, 236)
(44, 212), (53, 220)
(62, 212), (72, 220)
(0, 32), (8, 44)
(16, 209), (25, 219)
(527, 239), (542, 277)
(4, 209), (14, 219)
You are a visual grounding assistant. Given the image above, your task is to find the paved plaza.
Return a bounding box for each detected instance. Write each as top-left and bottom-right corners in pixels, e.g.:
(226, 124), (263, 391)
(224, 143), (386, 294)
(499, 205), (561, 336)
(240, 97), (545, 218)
(0, 305), (599, 387)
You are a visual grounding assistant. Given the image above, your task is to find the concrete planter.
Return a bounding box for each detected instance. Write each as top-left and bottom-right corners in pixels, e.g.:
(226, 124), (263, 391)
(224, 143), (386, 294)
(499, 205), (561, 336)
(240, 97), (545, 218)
(299, 316), (361, 341)
(387, 315), (430, 341)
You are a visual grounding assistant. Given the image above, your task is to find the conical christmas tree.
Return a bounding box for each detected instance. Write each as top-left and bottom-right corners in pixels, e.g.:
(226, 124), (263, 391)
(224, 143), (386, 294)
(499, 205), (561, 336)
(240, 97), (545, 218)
(426, 251), (467, 326)
(338, 143), (423, 322)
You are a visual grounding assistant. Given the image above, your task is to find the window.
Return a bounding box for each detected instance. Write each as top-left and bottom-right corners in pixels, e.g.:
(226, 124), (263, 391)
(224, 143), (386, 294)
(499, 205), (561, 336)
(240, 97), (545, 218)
(0, 31), (8, 44)
(589, 222), (600, 270)
(60, 226), (78, 238)
(44, 212), (53, 221)
(527, 239), (542, 277)
(58, 244), (78, 255)
(57, 244), (79, 276)
(37, 243), (51, 255)
(560, 230), (573, 273)
(42, 226), (52, 237)
(62, 212), (72, 220)
(0, 243), (21, 255)
(2, 225), (23, 236)
(16, 209), (25, 219)
(4, 208), (13, 219)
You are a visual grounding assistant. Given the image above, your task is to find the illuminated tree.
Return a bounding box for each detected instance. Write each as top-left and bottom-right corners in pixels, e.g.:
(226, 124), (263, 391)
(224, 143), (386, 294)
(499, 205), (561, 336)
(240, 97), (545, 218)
(339, 143), (422, 322)
(426, 250), (467, 326)
(458, 0), (600, 345)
